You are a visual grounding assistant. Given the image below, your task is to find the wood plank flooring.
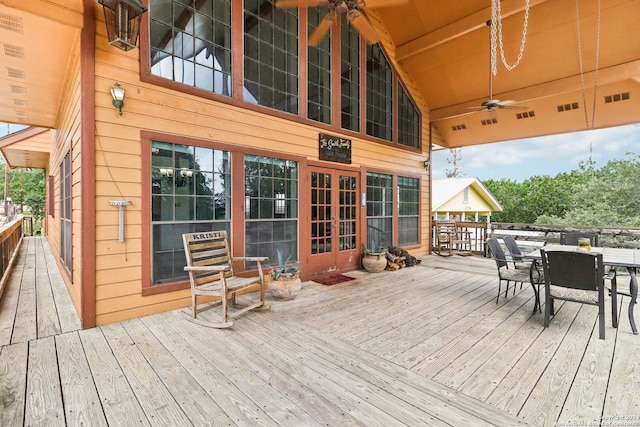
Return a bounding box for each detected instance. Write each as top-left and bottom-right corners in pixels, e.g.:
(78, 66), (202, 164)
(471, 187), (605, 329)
(1, 237), (639, 426)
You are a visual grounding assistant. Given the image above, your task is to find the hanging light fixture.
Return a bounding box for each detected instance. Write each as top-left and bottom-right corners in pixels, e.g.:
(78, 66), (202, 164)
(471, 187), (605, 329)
(98, 0), (147, 52)
(110, 82), (126, 115)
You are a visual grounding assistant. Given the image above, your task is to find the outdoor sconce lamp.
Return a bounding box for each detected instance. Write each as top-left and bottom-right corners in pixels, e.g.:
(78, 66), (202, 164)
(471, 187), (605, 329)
(110, 82), (126, 115)
(98, 0), (147, 52)
(423, 158), (431, 171)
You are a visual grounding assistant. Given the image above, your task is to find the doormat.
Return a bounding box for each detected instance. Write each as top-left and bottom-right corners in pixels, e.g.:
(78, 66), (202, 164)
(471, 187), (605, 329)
(314, 274), (357, 286)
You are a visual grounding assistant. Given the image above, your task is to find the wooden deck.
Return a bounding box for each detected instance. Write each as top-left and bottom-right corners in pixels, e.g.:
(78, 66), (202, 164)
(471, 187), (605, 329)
(1, 237), (639, 426)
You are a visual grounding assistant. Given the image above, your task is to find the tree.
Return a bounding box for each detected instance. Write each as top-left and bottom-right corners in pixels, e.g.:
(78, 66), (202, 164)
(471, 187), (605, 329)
(445, 148), (464, 178)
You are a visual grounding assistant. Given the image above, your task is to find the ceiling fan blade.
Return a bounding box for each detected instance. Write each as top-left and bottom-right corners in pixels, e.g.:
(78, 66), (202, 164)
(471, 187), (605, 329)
(358, 0), (409, 8)
(309, 12), (336, 46)
(275, 0), (329, 8)
(348, 10), (380, 44)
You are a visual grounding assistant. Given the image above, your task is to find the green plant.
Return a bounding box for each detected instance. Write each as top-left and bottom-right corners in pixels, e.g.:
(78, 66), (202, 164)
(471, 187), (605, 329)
(271, 250), (300, 280)
(362, 240), (386, 255)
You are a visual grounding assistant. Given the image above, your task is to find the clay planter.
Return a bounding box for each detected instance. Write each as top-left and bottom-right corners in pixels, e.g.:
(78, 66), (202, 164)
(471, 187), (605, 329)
(362, 253), (387, 273)
(268, 276), (302, 300)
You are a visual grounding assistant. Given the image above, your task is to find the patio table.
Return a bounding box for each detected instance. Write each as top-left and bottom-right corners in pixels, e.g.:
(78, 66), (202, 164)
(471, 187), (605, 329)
(526, 245), (639, 335)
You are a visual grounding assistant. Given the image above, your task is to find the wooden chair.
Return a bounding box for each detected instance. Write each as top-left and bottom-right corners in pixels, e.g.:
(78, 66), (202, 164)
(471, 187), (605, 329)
(434, 222), (456, 256)
(453, 223), (472, 255)
(540, 249), (615, 340)
(182, 231), (269, 328)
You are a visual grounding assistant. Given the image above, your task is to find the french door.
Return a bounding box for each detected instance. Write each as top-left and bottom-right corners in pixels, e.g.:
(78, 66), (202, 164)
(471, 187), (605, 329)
(309, 167), (360, 276)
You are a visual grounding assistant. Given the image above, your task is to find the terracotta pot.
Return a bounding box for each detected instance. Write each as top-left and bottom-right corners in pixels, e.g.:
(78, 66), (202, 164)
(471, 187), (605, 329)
(268, 276), (302, 300)
(362, 253), (387, 273)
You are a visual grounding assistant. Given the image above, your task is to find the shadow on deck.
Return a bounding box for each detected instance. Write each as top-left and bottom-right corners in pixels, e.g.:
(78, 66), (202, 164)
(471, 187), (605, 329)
(1, 238), (638, 426)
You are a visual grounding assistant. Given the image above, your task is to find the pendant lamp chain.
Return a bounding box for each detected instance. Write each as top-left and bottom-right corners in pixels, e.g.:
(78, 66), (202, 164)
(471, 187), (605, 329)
(576, 0), (601, 129)
(490, 0), (530, 76)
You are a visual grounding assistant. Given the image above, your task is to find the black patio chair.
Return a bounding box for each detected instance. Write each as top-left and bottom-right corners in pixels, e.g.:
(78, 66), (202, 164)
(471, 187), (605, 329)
(503, 235), (533, 270)
(540, 249), (616, 340)
(560, 232), (599, 247)
(487, 238), (542, 312)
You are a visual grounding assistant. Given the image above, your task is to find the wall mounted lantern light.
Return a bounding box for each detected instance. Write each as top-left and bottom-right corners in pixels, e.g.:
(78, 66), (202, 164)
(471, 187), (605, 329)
(98, 0), (148, 52)
(423, 158), (431, 171)
(110, 82), (126, 115)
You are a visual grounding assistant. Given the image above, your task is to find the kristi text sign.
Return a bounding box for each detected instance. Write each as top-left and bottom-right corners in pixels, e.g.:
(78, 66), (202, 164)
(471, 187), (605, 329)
(319, 133), (352, 164)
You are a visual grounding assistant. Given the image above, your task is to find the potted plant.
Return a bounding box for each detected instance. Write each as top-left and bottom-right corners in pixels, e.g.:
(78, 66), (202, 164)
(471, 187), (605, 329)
(361, 241), (387, 273)
(268, 251), (302, 300)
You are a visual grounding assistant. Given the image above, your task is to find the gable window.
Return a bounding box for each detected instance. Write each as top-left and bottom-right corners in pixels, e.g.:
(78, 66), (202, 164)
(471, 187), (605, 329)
(307, 7), (331, 124)
(59, 152), (72, 272)
(398, 83), (420, 149)
(149, 0), (233, 96)
(145, 1), (420, 148)
(151, 141), (231, 284)
(244, 0), (299, 113)
(366, 44), (393, 141)
(340, 15), (360, 132)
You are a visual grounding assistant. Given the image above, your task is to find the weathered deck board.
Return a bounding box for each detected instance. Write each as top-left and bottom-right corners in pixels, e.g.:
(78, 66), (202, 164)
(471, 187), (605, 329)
(1, 239), (639, 426)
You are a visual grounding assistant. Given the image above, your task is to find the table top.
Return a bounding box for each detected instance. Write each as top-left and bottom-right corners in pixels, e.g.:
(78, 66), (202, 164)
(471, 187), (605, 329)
(526, 245), (640, 268)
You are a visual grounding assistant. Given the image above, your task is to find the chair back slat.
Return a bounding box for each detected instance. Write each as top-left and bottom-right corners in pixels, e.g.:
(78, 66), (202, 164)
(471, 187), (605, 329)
(183, 231), (235, 280)
(560, 232), (599, 247)
(541, 250), (603, 291)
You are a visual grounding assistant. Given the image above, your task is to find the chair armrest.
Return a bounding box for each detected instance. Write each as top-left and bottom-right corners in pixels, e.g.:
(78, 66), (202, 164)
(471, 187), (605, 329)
(233, 256), (268, 262)
(184, 265), (230, 272)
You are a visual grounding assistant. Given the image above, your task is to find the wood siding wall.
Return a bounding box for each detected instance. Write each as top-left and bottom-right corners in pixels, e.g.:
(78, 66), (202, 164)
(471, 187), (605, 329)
(87, 4), (434, 325)
(46, 33), (83, 315)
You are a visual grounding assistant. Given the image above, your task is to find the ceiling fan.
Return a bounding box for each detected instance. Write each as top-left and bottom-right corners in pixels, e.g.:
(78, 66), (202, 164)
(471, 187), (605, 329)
(275, 0), (408, 46)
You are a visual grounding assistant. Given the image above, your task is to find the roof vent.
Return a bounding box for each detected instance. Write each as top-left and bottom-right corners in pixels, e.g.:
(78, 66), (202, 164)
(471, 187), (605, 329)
(6, 67), (25, 79)
(0, 13), (23, 34)
(481, 117), (498, 126)
(451, 124), (467, 131)
(3, 43), (24, 59)
(516, 111), (536, 120)
(604, 92), (630, 103)
(557, 102), (579, 112)
(10, 85), (26, 94)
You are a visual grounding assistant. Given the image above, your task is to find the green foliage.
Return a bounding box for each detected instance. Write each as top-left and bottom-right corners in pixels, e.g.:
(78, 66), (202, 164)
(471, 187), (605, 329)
(0, 165), (45, 217)
(271, 250), (300, 280)
(484, 153), (640, 227)
(362, 240), (386, 255)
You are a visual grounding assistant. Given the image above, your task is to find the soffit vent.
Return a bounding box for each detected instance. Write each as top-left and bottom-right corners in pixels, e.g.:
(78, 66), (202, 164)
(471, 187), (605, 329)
(451, 124), (467, 131)
(516, 111), (536, 119)
(481, 117), (498, 126)
(7, 67), (25, 79)
(604, 92), (630, 103)
(13, 99), (27, 107)
(3, 43), (24, 59)
(557, 102), (579, 112)
(14, 111), (28, 119)
(10, 85), (26, 95)
(0, 13), (23, 34)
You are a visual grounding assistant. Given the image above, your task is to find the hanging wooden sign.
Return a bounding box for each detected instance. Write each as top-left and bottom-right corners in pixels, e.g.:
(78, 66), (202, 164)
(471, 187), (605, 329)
(318, 133), (352, 164)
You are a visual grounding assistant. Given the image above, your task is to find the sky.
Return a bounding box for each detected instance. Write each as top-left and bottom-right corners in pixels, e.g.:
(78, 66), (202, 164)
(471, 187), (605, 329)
(431, 123), (640, 182)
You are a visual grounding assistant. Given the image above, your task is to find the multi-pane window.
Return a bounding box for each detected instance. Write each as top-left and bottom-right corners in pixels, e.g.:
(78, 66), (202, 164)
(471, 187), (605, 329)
(244, 0), (299, 113)
(366, 172), (393, 248)
(366, 44), (393, 141)
(307, 7), (331, 124)
(245, 155), (298, 264)
(59, 152), (71, 272)
(151, 141), (231, 284)
(398, 176), (419, 245)
(149, 0), (233, 96)
(398, 83), (420, 149)
(340, 14), (360, 132)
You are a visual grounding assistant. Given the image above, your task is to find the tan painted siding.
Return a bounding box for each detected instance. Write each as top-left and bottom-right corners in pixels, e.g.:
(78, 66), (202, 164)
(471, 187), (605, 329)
(92, 9), (433, 325)
(46, 34), (83, 315)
